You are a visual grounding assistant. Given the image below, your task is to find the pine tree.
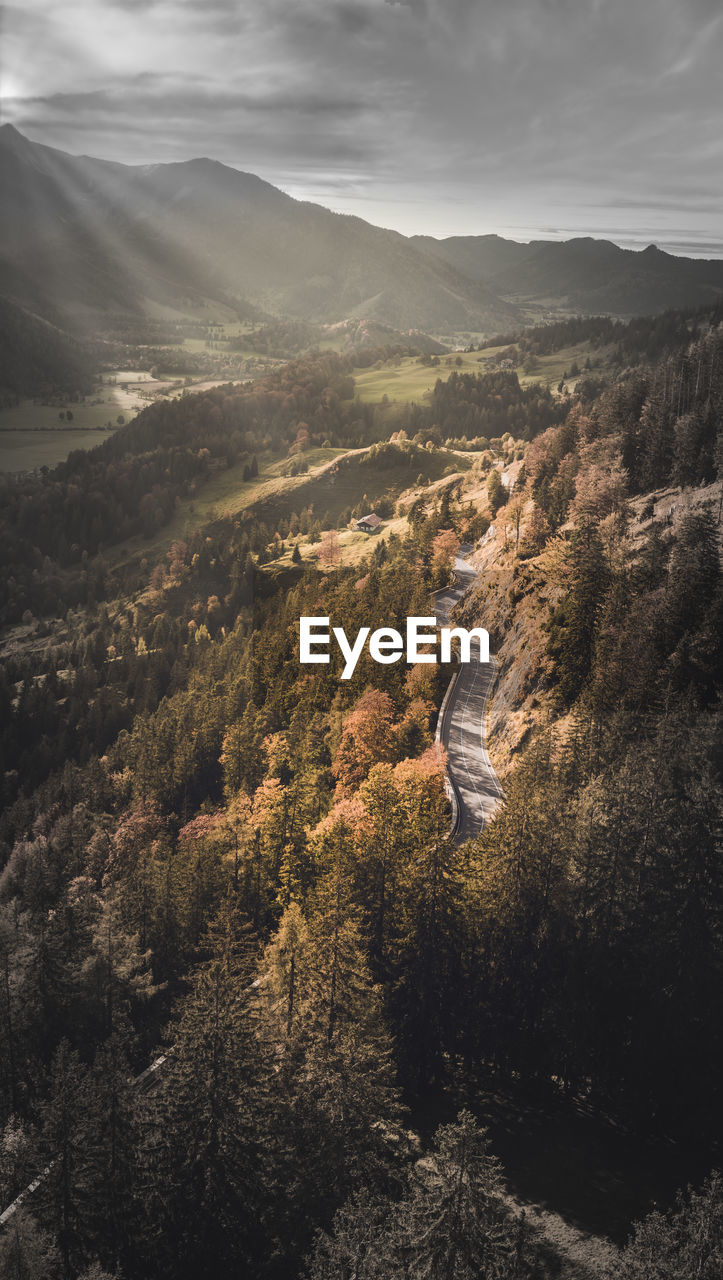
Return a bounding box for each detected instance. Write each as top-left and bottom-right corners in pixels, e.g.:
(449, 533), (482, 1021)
(620, 1171), (723, 1280)
(666, 510), (719, 647)
(0, 1210), (61, 1280)
(32, 1042), (96, 1278)
(308, 1113), (531, 1280)
(391, 829), (463, 1091)
(546, 518), (609, 705)
(487, 468), (506, 515)
(79, 1039), (139, 1273)
(136, 894), (267, 1277)
(262, 902), (309, 1040)
(469, 736), (573, 1081)
(259, 834), (407, 1260)
(395, 1111), (526, 1279)
(356, 765), (403, 973)
(306, 1191), (397, 1280)
(80, 888), (156, 1042)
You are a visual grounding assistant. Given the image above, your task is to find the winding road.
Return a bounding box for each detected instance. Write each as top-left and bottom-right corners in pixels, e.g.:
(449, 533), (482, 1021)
(434, 544), (504, 842)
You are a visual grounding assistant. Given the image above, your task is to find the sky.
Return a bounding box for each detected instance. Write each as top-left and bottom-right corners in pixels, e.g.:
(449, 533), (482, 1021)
(1, 0), (722, 254)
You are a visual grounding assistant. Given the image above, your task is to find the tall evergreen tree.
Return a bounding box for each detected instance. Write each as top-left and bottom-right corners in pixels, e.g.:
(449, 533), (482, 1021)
(136, 895), (266, 1277)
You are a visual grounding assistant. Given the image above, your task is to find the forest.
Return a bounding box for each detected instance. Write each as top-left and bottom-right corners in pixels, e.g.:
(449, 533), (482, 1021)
(0, 308), (720, 1278)
(482, 301), (723, 367)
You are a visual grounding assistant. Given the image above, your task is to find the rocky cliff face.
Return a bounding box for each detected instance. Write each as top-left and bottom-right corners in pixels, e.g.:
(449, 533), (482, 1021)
(456, 467), (723, 777)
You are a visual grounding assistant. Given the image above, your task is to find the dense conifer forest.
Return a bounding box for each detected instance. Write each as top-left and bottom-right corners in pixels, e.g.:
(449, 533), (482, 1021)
(0, 308), (721, 1278)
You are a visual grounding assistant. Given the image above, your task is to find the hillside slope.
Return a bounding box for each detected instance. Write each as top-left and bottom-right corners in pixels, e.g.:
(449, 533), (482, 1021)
(0, 296), (93, 400)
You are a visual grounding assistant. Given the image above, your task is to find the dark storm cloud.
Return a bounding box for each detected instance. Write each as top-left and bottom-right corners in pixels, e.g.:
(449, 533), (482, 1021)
(2, 0), (722, 249)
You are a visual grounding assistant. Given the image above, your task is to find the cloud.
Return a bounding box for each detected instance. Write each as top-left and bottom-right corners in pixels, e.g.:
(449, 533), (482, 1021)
(2, 0), (722, 250)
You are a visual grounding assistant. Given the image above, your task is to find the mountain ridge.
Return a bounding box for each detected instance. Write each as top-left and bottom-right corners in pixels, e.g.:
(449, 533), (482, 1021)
(2, 125), (723, 339)
(0, 125), (519, 335)
(412, 230), (723, 316)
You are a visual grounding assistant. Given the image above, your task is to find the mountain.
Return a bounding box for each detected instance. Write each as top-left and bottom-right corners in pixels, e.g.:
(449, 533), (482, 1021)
(412, 233), (723, 316)
(3, 125), (723, 345)
(411, 234), (534, 283)
(0, 125), (519, 335)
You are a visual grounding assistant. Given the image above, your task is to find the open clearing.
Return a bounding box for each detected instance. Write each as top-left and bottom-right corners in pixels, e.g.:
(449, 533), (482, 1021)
(0, 377), (148, 472)
(0, 399), (130, 436)
(0, 371), (246, 473)
(107, 446), (350, 570)
(109, 438), (470, 576)
(0, 427), (118, 471)
(274, 462), (477, 571)
(249, 445), (469, 532)
(352, 341), (599, 406)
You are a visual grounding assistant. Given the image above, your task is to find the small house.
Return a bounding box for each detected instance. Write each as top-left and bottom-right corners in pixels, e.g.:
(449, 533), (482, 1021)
(356, 513), (383, 533)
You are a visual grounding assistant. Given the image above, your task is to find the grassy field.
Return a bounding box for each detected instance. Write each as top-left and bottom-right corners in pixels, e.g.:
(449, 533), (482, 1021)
(107, 446), (349, 570)
(519, 341), (605, 389)
(249, 444), (469, 532)
(268, 450), (473, 570)
(109, 437), (470, 575)
(141, 296), (242, 327)
(0, 427), (119, 472)
(0, 394), (134, 434)
(0, 377), (148, 473)
(0, 370), (245, 473)
(274, 514), (411, 572)
(352, 341), (599, 405)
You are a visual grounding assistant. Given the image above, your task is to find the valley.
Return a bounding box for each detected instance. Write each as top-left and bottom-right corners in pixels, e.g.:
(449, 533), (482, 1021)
(0, 126), (721, 1280)
(2, 122), (723, 486)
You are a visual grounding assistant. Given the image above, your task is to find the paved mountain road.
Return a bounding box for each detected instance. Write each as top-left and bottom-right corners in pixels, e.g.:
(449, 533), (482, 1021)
(434, 545), (504, 842)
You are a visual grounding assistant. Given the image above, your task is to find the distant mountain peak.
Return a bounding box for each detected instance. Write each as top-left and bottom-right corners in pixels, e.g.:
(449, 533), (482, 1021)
(181, 156), (226, 170)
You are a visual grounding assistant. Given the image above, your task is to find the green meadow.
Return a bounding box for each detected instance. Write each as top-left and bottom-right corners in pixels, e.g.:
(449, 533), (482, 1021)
(352, 340), (600, 405)
(0, 378), (146, 472)
(0, 427), (117, 472)
(249, 444), (469, 531)
(107, 446), (349, 570)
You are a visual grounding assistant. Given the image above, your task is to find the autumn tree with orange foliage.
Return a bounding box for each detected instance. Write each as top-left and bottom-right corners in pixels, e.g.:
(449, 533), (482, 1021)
(395, 696), (434, 760)
(318, 529), (341, 569)
(431, 528), (459, 587)
(332, 689), (396, 793)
